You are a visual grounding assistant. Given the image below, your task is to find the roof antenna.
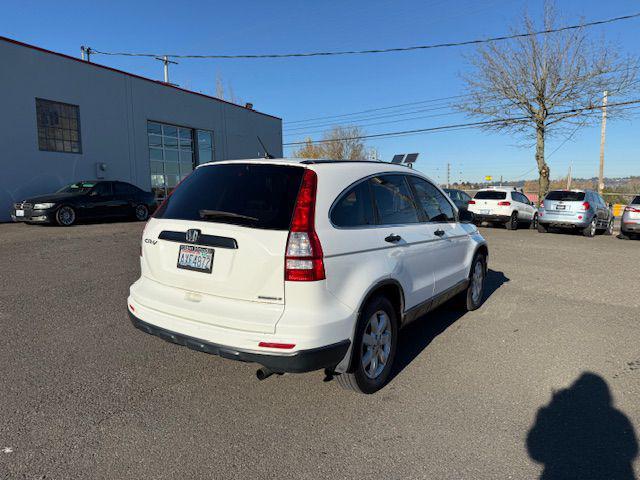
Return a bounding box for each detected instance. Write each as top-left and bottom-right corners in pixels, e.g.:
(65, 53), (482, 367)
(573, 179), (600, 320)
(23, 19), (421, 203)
(257, 136), (274, 159)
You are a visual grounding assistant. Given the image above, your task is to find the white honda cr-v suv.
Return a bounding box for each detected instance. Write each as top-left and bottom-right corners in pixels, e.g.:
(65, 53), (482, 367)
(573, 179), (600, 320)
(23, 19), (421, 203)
(128, 158), (488, 393)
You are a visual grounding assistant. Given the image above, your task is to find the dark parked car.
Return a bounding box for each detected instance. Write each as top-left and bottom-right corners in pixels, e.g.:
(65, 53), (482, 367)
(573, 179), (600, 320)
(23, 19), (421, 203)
(443, 188), (472, 210)
(11, 180), (156, 226)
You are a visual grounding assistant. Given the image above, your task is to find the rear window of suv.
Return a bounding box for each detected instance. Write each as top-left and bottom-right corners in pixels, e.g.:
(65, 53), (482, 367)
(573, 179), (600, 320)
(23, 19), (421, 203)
(154, 163), (305, 230)
(545, 191), (585, 201)
(474, 191), (507, 200)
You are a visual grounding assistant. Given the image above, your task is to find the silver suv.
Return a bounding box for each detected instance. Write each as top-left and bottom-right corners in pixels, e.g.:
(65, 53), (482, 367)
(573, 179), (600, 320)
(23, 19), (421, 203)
(538, 190), (614, 237)
(621, 195), (640, 239)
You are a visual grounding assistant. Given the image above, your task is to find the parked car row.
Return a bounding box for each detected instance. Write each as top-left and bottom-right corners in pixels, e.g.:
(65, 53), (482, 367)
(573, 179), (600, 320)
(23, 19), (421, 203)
(450, 186), (632, 239)
(11, 181), (157, 226)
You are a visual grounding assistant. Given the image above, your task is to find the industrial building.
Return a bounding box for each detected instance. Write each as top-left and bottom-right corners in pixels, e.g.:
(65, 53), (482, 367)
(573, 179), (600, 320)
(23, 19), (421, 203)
(0, 36), (283, 222)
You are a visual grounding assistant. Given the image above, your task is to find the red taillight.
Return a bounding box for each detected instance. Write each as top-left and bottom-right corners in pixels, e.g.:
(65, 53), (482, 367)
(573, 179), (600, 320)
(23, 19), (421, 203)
(258, 342), (296, 349)
(468, 200), (476, 205)
(540, 201), (544, 208)
(285, 170), (325, 282)
(498, 201), (511, 206)
(129, 304), (135, 312)
(581, 202), (590, 211)
(625, 206), (640, 213)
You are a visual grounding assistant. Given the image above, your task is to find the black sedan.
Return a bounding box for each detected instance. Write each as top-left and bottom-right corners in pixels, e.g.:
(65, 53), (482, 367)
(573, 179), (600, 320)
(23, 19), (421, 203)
(443, 188), (473, 211)
(11, 180), (157, 226)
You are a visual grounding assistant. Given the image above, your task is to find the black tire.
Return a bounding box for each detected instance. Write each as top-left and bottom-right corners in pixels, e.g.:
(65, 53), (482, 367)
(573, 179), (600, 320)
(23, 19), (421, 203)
(505, 212), (518, 230)
(55, 206), (76, 226)
(530, 213), (539, 230)
(457, 253), (487, 311)
(134, 204), (150, 221)
(582, 217), (597, 237)
(604, 218), (614, 236)
(537, 222), (548, 233)
(336, 296), (398, 394)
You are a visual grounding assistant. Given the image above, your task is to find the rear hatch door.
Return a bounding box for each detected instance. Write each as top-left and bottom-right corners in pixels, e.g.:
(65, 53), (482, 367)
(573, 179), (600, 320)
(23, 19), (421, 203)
(473, 190), (507, 214)
(544, 191), (585, 216)
(141, 163), (305, 331)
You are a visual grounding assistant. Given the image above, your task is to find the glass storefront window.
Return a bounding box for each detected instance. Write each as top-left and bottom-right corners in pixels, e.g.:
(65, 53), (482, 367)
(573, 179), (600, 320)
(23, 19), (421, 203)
(147, 121), (196, 201)
(196, 130), (214, 164)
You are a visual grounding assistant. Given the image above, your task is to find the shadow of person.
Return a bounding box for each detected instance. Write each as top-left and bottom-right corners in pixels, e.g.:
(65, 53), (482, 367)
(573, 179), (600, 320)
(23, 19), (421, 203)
(527, 372), (638, 480)
(387, 269), (509, 382)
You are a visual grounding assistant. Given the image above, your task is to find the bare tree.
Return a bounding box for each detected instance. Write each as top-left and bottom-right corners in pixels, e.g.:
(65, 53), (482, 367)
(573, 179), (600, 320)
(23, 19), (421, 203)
(292, 126), (367, 160)
(215, 72), (242, 105)
(458, 3), (638, 199)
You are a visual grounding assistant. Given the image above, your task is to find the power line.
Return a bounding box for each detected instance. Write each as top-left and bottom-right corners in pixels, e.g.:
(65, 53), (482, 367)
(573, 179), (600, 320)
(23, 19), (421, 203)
(284, 94), (470, 125)
(90, 12), (640, 60)
(282, 99), (640, 146)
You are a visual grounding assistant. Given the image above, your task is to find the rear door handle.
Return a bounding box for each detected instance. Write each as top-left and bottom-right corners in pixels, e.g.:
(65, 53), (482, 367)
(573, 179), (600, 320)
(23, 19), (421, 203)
(434, 229), (445, 237)
(385, 234), (402, 243)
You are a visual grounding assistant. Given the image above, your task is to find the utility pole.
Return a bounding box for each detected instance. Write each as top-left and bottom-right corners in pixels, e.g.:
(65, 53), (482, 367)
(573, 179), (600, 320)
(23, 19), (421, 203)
(598, 90), (608, 194)
(446, 163), (451, 189)
(500, 175), (503, 186)
(80, 46), (92, 62)
(566, 161), (573, 190)
(155, 55), (178, 84)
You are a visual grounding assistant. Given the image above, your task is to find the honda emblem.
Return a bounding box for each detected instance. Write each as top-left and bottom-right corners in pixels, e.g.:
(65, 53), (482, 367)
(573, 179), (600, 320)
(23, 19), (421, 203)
(185, 229), (200, 243)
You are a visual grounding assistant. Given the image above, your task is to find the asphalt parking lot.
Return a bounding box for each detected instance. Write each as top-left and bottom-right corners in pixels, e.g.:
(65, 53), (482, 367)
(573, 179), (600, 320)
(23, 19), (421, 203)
(1, 221), (639, 479)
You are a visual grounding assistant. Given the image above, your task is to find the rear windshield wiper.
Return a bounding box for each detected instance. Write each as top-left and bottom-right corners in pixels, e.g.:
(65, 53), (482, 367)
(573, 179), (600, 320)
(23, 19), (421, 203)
(199, 209), (259, 222)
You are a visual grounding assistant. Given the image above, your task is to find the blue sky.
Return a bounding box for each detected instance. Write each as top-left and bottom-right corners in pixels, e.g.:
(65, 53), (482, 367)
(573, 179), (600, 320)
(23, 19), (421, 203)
(2, 0), (638, 182)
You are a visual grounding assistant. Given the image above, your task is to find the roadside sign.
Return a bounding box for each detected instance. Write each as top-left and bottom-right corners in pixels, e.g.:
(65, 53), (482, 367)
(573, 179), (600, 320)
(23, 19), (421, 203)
(485, 176), (493, 182)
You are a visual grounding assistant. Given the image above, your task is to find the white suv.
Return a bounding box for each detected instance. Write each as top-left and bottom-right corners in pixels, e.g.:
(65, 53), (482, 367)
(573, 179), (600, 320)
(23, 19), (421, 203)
(468, 187), (538, 230)
(128, 159), (488, 393)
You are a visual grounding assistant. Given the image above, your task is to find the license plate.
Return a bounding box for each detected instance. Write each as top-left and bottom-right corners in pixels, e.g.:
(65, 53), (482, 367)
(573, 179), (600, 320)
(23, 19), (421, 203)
(480, 209), (490, 215)
(556, 205), (566, 210)
(177, 245), (214, 273)
(630, 212), (640, 220)
(15, 209), (24, 217)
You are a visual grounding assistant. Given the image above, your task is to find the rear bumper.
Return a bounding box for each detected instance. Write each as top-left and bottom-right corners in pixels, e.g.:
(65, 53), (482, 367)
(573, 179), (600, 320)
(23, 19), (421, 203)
(473, 214), (510, 223)
(128, 310), (350, 373)
(621, 221), (640, 233)
(539, 212), (591, 228)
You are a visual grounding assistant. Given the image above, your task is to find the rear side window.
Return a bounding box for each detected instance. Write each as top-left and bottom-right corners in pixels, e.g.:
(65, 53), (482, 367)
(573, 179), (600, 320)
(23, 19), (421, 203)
(331, 181), (375, 227)
(409, 177), (456, 222)
(92, 182), (113, 196)
(154, 163), (304, 230)
(545, 191), (585, 202)
(474, 191), (506, 200)
(370, 175), (420, 225)
(633, 196), (640, 205)
(114, 182), (137, 196)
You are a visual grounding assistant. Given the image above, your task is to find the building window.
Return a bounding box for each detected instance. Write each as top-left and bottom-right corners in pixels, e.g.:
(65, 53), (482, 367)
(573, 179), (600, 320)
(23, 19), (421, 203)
(36, 98), (82, 153)
(148, 121), (195, 201)
(196, 130), (214, 164)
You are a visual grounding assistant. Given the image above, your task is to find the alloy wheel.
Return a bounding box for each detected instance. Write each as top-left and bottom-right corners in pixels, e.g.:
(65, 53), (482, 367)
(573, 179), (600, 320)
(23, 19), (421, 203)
(471, 258), (485, 304)
(57, 206), (75, 226)
(135, 205), (149, 221)
(361, 310), (392, 379)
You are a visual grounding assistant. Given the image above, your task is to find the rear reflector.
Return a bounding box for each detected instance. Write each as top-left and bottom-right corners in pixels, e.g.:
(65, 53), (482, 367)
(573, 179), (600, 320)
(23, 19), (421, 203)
(258, 342), (295, 349)
(129, 304), (135, 312)
(285, 169), (325, 282)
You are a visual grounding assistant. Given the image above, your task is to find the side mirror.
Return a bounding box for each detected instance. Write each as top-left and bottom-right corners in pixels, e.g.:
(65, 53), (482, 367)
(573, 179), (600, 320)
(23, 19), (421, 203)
(459, 209), (475, 223)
